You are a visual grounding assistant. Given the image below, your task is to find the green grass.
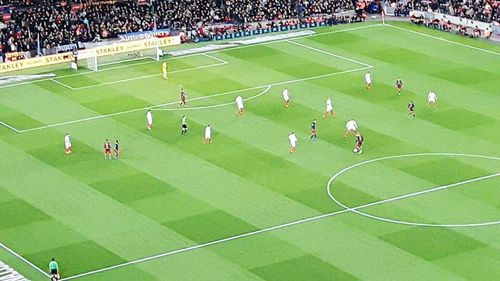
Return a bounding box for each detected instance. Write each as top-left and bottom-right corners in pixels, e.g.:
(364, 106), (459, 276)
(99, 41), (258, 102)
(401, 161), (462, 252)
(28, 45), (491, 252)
(0, 21), (499, 280)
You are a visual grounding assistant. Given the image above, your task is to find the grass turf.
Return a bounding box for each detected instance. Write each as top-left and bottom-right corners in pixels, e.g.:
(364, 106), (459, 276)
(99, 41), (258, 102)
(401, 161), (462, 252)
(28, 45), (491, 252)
(0, 21), (499, 280)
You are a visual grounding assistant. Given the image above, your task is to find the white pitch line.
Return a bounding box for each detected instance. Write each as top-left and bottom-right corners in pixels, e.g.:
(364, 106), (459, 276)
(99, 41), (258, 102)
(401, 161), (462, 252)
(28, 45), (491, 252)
(17, 85), (269, 133)
(72, 61), (228, 91)
(0, 58), (159, 90)
(153, 86), (271, 111)
(0, 120), (21, 133)
(4, 22), (495, 92)
(50, 78), (77, 91)
(202, 53), (229, 65)
(1, 26), (374, 132)
(352, 173), (500, 210)
(71, 36), (366, 91)
(51, 53), (227, 91)
(266, 66), (371, 88)
(0, 53), (222, 90)
(385, 23), (500, 56)
(17, 66), (369, 133)
(152, 66), (370, 112)
(17, 86), (264, 133)
(61, 154), (499, 280)
(51, 55), (188, 79)
(0, 24), (382, 90)
(61, 209), (352, 280)
(166, 24), (382, 61)
(0, 242), (50, 278)
(327, 152), (500, 227)
(286, 40), (373, 68)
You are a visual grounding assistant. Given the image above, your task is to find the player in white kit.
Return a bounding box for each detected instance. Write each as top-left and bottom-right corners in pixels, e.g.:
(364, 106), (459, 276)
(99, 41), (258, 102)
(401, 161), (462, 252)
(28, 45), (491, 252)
(146, 110), (153, 131)
(365, 71), (372, 90)
(344, 119), (358, 138)
(204, 125), (212, 144)
(323, 97), (335, 118)
(288, 132), (298, 153)
(427, 90), (437, 108)
(236, 95), (244, 115)
(64, 133), (72, 154)
(282, 88), (290, 108)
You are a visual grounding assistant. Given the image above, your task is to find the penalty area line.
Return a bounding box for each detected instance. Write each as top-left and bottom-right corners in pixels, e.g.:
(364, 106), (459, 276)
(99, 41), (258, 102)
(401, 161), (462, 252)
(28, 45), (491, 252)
(286, 40), (373, 68)
(16, 66), (369, 133)
(151, 66), (370, 112)
(152, 85), (272, 111)
(17, 85), (271, 133)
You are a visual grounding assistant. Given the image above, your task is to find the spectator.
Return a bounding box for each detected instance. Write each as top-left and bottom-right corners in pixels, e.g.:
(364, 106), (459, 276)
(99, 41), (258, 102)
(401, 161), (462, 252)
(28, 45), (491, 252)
(0, 0), (355, 54)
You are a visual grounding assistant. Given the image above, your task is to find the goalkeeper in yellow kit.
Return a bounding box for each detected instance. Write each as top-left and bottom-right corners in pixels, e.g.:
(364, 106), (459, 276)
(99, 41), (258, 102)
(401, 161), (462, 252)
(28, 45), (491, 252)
(162, 61), (168, 80)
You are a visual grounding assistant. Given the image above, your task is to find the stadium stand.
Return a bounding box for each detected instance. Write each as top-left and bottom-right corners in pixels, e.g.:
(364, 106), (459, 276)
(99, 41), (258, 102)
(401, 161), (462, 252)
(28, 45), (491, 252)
(412, 0), (498, 23)
(0, 0), (354, 57)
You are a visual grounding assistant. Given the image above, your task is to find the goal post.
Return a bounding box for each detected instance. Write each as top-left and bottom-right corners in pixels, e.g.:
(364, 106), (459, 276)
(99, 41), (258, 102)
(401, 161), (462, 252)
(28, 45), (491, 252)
(78, 36), (177, 71)
(83, 46), (161, 71)
(86, 53), (98, 71)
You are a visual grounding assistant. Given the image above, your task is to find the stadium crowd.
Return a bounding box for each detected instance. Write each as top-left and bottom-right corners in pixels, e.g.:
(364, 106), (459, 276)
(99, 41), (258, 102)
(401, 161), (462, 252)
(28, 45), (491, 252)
(0, 0), (354, 56)
(2, 0), (497, 59)
(413, 0), (499, 23)
(405, 0), (498, 38)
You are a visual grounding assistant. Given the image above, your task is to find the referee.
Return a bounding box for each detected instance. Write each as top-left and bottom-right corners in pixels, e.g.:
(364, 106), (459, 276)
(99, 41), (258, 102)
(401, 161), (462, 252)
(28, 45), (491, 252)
(49, 258), (60, 280)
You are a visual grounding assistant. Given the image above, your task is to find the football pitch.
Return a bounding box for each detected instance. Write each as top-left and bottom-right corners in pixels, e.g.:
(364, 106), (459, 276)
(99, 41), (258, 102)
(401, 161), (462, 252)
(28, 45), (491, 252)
(1, 21), (500, 280)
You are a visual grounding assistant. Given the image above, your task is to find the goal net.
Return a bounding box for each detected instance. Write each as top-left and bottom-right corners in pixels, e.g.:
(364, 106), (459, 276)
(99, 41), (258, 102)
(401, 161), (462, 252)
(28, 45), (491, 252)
(78, 38), (163, 71)
(83, 44), (162, 71)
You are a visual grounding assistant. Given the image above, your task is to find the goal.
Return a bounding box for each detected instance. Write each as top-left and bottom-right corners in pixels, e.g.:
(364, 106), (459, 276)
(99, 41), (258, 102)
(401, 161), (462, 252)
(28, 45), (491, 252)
(83, 42), (163, 71)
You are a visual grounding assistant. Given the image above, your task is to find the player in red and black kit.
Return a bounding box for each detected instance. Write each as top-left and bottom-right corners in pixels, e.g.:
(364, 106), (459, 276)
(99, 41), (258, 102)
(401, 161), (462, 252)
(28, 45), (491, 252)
(310, 119), (317, 140)
(355, 133), (364, 154)
(408, 101), (415, 118)
(104, 139), (112, 160)
(178, 89), (187, 107)
(396, 78), (403, 96)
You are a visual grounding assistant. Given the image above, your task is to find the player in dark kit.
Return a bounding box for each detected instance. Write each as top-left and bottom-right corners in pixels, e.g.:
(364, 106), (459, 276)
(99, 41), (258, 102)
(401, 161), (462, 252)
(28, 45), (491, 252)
(113, 140), (119, 159)
(104, 139), (111, 160)
(310, 119), (317, 140)
(354, 133), (364, 154)
(179, 89), (187, 107)
(408, 101), (416, 118)
(395, 78), (403, 96)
